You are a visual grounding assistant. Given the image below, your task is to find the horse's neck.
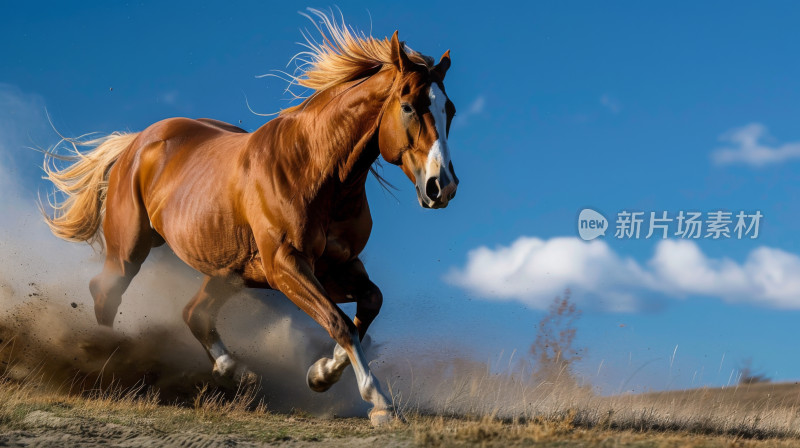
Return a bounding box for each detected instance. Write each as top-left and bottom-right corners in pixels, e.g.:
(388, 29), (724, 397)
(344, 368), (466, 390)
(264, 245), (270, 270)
(282, 71), (393, 196)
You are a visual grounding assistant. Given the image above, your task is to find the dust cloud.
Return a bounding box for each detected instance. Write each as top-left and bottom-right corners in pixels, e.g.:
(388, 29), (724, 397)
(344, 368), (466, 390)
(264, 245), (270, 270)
(0, 206), (370, 416)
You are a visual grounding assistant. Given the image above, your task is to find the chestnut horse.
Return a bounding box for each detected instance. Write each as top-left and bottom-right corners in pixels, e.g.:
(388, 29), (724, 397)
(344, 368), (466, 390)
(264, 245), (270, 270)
(42, 13), (458, 426)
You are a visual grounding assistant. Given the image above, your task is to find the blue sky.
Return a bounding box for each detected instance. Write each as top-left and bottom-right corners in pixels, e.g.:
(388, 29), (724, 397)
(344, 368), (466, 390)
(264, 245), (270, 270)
(2, 1), (800, 393)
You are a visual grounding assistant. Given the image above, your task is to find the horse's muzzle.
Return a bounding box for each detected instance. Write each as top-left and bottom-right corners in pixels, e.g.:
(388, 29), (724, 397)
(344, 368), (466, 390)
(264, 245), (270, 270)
(416, 162), (459, 209)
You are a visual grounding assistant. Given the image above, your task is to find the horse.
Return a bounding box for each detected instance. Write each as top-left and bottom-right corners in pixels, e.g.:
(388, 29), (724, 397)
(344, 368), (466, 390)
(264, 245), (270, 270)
(41, 12), (458, 426)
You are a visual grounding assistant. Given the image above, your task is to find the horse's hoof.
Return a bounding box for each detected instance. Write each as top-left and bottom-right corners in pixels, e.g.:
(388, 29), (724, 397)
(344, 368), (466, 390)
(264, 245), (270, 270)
(212, 368), (236, 389)
(306, 357), (342, 393)
(238, 370), (261, 389)
(368, 408), (400, 427)
(212, 355), (258, 389)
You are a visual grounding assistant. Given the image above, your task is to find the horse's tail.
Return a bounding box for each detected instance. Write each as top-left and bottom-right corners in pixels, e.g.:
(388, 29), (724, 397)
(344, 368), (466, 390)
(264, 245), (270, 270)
(41, 132), (140, 251)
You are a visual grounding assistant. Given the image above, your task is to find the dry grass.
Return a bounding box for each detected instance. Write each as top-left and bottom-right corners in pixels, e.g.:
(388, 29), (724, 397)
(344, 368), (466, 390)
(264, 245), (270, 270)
(411, 413), (800, 447)
(1, 367), (800, 446)
(393, 357), (800, 443)
(0, 372), (377, 445)
(0, 295), (798, 446)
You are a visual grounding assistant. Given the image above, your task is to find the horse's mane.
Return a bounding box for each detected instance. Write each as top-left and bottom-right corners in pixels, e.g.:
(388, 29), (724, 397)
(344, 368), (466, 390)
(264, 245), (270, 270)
(279, 9), (433, 115)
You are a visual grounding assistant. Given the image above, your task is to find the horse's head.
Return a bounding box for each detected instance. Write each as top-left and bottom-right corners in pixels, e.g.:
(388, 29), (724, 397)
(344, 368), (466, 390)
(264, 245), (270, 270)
(378, 32), (459, 209)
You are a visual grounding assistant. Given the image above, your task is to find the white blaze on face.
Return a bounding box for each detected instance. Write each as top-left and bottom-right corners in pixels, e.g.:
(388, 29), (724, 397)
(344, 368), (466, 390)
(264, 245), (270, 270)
(426, 83), (452, 183)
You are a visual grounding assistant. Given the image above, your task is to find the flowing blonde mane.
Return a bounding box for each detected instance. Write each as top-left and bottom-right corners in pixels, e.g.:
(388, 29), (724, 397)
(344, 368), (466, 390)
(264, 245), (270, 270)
(279, 9), (433, 114)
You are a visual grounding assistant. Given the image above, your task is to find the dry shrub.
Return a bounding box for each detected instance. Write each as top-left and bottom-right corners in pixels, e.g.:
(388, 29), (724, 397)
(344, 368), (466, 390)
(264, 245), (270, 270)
(391, 291), (591, 422)
(739, 358), (771, 385)
(530, 289), (584, 386)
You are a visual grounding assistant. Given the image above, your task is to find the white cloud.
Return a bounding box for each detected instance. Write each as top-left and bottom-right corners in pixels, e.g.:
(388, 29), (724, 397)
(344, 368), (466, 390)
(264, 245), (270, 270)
(711, 123), (800, 167)
(467, 96), (485, 115)
(651, 240), (800, 309)
(447, 237), (800, 311)
(600, 93), (621, 114)
(446, 237), (652, 312)
(452, 95), (485, 128)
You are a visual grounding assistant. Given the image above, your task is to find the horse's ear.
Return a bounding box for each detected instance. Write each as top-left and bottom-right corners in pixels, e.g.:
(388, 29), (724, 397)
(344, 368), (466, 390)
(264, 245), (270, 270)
(390, 30), (412, 72)
(434, 50), (451, 79)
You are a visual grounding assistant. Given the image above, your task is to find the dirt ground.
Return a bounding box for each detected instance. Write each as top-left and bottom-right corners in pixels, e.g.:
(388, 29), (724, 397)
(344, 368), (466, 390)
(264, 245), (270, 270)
(1, 402), (800, 448)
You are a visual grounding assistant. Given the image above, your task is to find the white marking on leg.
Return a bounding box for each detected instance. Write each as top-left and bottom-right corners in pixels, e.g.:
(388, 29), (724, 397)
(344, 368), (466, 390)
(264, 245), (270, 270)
(211, 341), (237, 377)
(214, 354), (236, 375)
(308, 343), (353, 392)
(208, 337), (255, 384)
(209, 340), (228, 360)
(345, 330), (389, 408)
(317, 344), (349, 377)
(332, 343), (348, 365)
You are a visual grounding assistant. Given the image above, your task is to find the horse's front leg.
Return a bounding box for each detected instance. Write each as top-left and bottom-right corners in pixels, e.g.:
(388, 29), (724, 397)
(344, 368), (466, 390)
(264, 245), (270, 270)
(306, 258), (382, 393)
(269, 245), (395, 426)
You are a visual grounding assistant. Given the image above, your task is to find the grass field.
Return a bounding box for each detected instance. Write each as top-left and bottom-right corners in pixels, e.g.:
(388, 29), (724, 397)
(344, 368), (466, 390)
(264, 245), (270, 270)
(1, 368), (800, 447)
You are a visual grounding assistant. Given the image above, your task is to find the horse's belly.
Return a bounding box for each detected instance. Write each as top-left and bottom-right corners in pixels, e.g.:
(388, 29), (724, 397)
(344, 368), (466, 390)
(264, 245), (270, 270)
(167, 233), (269, 287)
(154, 214), (257, 279)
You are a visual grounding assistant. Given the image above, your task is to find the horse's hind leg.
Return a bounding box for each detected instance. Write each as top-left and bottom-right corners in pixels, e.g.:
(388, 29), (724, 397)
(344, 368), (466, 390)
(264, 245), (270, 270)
(90, 259), (144, 326)
(183, 276), (258, 386)
(307, 259), (382, 393)
(89, 183), (152, 327)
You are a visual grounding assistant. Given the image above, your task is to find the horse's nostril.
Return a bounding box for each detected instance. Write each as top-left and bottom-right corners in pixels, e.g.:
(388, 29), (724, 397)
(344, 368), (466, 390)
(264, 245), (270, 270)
(425, 177), (440, 199)
(448, 190), (456, 200)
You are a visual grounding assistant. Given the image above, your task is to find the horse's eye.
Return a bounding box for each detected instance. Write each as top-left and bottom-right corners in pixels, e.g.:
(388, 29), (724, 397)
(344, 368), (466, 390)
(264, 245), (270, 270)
(401, 103), (414, 114)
